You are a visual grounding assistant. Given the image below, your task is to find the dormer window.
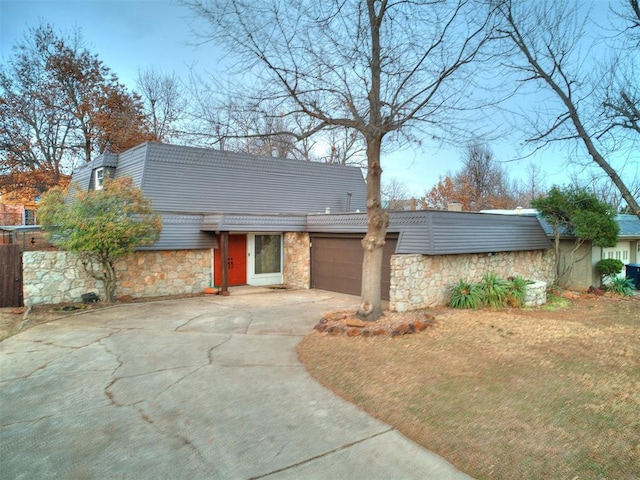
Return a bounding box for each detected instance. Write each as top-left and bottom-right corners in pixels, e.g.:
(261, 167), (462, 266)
(95, 168), (105, 190)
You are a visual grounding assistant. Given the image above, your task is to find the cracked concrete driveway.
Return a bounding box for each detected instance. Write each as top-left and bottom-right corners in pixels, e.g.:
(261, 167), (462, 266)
(0, 288), (471, 479)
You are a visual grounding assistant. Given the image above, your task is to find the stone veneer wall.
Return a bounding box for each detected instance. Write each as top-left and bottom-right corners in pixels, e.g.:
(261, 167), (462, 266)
(390, 249), (556, 312)
(283, 232), (310, 289)
(23, 249), (213, 306)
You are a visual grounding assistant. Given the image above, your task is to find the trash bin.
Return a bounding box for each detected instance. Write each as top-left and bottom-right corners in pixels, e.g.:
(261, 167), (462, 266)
(626, 264), (640, 289)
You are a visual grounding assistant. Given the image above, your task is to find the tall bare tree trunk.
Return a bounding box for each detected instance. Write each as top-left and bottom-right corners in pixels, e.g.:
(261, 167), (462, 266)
(358, 134), (389, 321)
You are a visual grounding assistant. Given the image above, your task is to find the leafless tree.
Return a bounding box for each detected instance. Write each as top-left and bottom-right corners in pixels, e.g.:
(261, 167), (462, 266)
(136, 68), (187, 142)
(455, 141), (514, 210)
(183, 0), (496, 319)
(567, 168), (640, 213)
(612, 0), (640, 45)
(516, 162), (547, 207)
(382, 178), (412, 210)
(494, 0), (640, 218)
(186, 72), (365, 164)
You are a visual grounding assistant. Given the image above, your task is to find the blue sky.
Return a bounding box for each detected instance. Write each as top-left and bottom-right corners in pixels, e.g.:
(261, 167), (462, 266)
(1, 0), (636, 199)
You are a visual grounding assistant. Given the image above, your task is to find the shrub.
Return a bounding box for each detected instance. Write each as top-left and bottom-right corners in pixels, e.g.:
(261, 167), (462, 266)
(478, 272), (508, 309)
(450, 274), (533, 309)
(607, 277), (635, 297)
(449, 280), (483, 309)
(505, 276), (530, 308)
(596, 258), (625, 285)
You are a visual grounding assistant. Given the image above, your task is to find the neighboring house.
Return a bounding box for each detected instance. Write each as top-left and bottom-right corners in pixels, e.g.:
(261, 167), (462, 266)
(1, 173), (71, 227)
(21, 142), (555, 308)
(486, 209), (640, 289)
(536, 214), (640, 289)
(0, 198), (37, 227)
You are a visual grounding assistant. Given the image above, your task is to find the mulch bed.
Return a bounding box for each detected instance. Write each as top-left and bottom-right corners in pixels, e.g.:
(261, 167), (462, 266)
(313, 309), (438, 338)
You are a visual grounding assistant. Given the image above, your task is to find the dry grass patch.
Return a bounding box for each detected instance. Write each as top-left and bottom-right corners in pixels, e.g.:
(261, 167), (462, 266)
(298, 295), (640, 480)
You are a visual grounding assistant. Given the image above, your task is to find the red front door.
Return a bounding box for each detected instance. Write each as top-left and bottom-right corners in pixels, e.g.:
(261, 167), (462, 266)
(214, 234), (247, 286)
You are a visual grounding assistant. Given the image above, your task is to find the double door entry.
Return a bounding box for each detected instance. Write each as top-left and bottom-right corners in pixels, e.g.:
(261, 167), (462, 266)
(213, 233), (283, 287)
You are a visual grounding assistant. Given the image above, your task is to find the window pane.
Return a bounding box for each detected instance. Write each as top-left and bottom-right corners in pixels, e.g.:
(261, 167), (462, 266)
(255, 235), (281, 274)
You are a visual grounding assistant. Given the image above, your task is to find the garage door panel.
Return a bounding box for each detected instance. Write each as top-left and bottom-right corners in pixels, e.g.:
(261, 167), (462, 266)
(310, 236), (396, 300)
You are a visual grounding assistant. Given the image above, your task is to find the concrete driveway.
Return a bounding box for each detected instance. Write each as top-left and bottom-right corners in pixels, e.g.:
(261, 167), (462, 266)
(0, 288), (472, 479)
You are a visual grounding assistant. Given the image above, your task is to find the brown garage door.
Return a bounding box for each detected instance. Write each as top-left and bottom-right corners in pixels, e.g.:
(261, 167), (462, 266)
(310, 234), (398, 300)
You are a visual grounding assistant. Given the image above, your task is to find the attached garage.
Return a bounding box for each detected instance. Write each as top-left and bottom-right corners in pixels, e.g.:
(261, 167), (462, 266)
(310, 234), (398, 300)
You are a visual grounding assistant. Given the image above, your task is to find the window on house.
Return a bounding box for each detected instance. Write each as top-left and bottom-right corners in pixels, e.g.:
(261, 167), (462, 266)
(24, 209), (36, 225)
(95, 168), (105, 190)
(254, 234), (282, 274)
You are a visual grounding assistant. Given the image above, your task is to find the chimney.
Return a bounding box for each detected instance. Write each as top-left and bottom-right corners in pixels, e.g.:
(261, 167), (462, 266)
(447, 202), (462, 212)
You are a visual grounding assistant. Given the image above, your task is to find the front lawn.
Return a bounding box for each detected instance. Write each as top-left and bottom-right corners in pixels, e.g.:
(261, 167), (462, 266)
(297, 294), (639, 480)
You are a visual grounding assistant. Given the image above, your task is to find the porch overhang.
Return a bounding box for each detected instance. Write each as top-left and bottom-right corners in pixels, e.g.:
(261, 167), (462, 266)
(201, 212), (308, 233)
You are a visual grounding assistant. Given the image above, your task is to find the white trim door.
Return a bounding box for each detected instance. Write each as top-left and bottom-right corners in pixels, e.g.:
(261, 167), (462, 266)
(247, 233), (283, 286)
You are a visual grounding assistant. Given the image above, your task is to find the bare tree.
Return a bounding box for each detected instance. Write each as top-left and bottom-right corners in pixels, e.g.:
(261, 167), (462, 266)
(515, 161), (547, 207)
(187, 72), (365, 164)
(454, 141), (514, 210)
(495, 0), (640, 218)
(183, 0), (495, 319)
(612, 0), (640, 45)
(568, 168), (640, 213)
(136, 68), (187, 142)
(382, 178), (412, 210)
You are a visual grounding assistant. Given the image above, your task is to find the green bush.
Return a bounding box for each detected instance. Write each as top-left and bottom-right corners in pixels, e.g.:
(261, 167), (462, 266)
(449, 280), (483, 309)
(505, 276), (530, 308)
(596, 259), (624, 280)
(449, 274), (531, 309)
(607, 277), (635, 297)
(478, 272), (508, 309)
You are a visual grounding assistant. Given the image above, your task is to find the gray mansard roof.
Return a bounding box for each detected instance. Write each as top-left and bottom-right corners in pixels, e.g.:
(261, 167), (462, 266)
(72, 142), (367, 250)
(71, 143), (552, 253)
(74, 142), (367, 215)
(307, 210), (552, 254)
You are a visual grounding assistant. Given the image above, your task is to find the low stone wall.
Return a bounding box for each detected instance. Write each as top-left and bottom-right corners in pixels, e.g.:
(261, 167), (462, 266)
(390, 249), (555, 312)
(524, 281), (547, 307)
(23, 249), (213, 306)
(283, 232), (310, 289)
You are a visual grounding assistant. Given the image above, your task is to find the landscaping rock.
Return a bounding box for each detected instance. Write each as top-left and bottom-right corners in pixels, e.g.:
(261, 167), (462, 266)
(346, 318), (368, 328)
(346, 328), (361, 337)
(312, 310), (439, 338)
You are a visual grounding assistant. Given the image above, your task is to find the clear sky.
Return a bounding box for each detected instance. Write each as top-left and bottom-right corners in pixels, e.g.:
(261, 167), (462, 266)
(1, 0), (635, 199)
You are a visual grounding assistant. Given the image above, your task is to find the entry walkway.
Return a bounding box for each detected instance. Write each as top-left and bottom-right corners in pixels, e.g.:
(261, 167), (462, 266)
(0, 288), (472, 479)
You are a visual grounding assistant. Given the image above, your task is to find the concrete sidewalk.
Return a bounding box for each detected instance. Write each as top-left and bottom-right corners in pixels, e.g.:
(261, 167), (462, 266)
(0, 288), (473, 479)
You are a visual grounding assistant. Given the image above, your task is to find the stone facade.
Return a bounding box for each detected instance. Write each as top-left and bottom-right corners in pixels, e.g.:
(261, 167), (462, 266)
(283, 232), (310, 289)
(524, 281), (547, 307)
(23, 249), (212, 306)
(390, 249), (556, 312)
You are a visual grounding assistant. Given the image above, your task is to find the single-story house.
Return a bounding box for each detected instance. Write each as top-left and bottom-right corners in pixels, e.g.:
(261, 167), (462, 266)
(21, 142), (555, 309)
(484, 209), (640, 289)
(544, 214), (640, 289)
